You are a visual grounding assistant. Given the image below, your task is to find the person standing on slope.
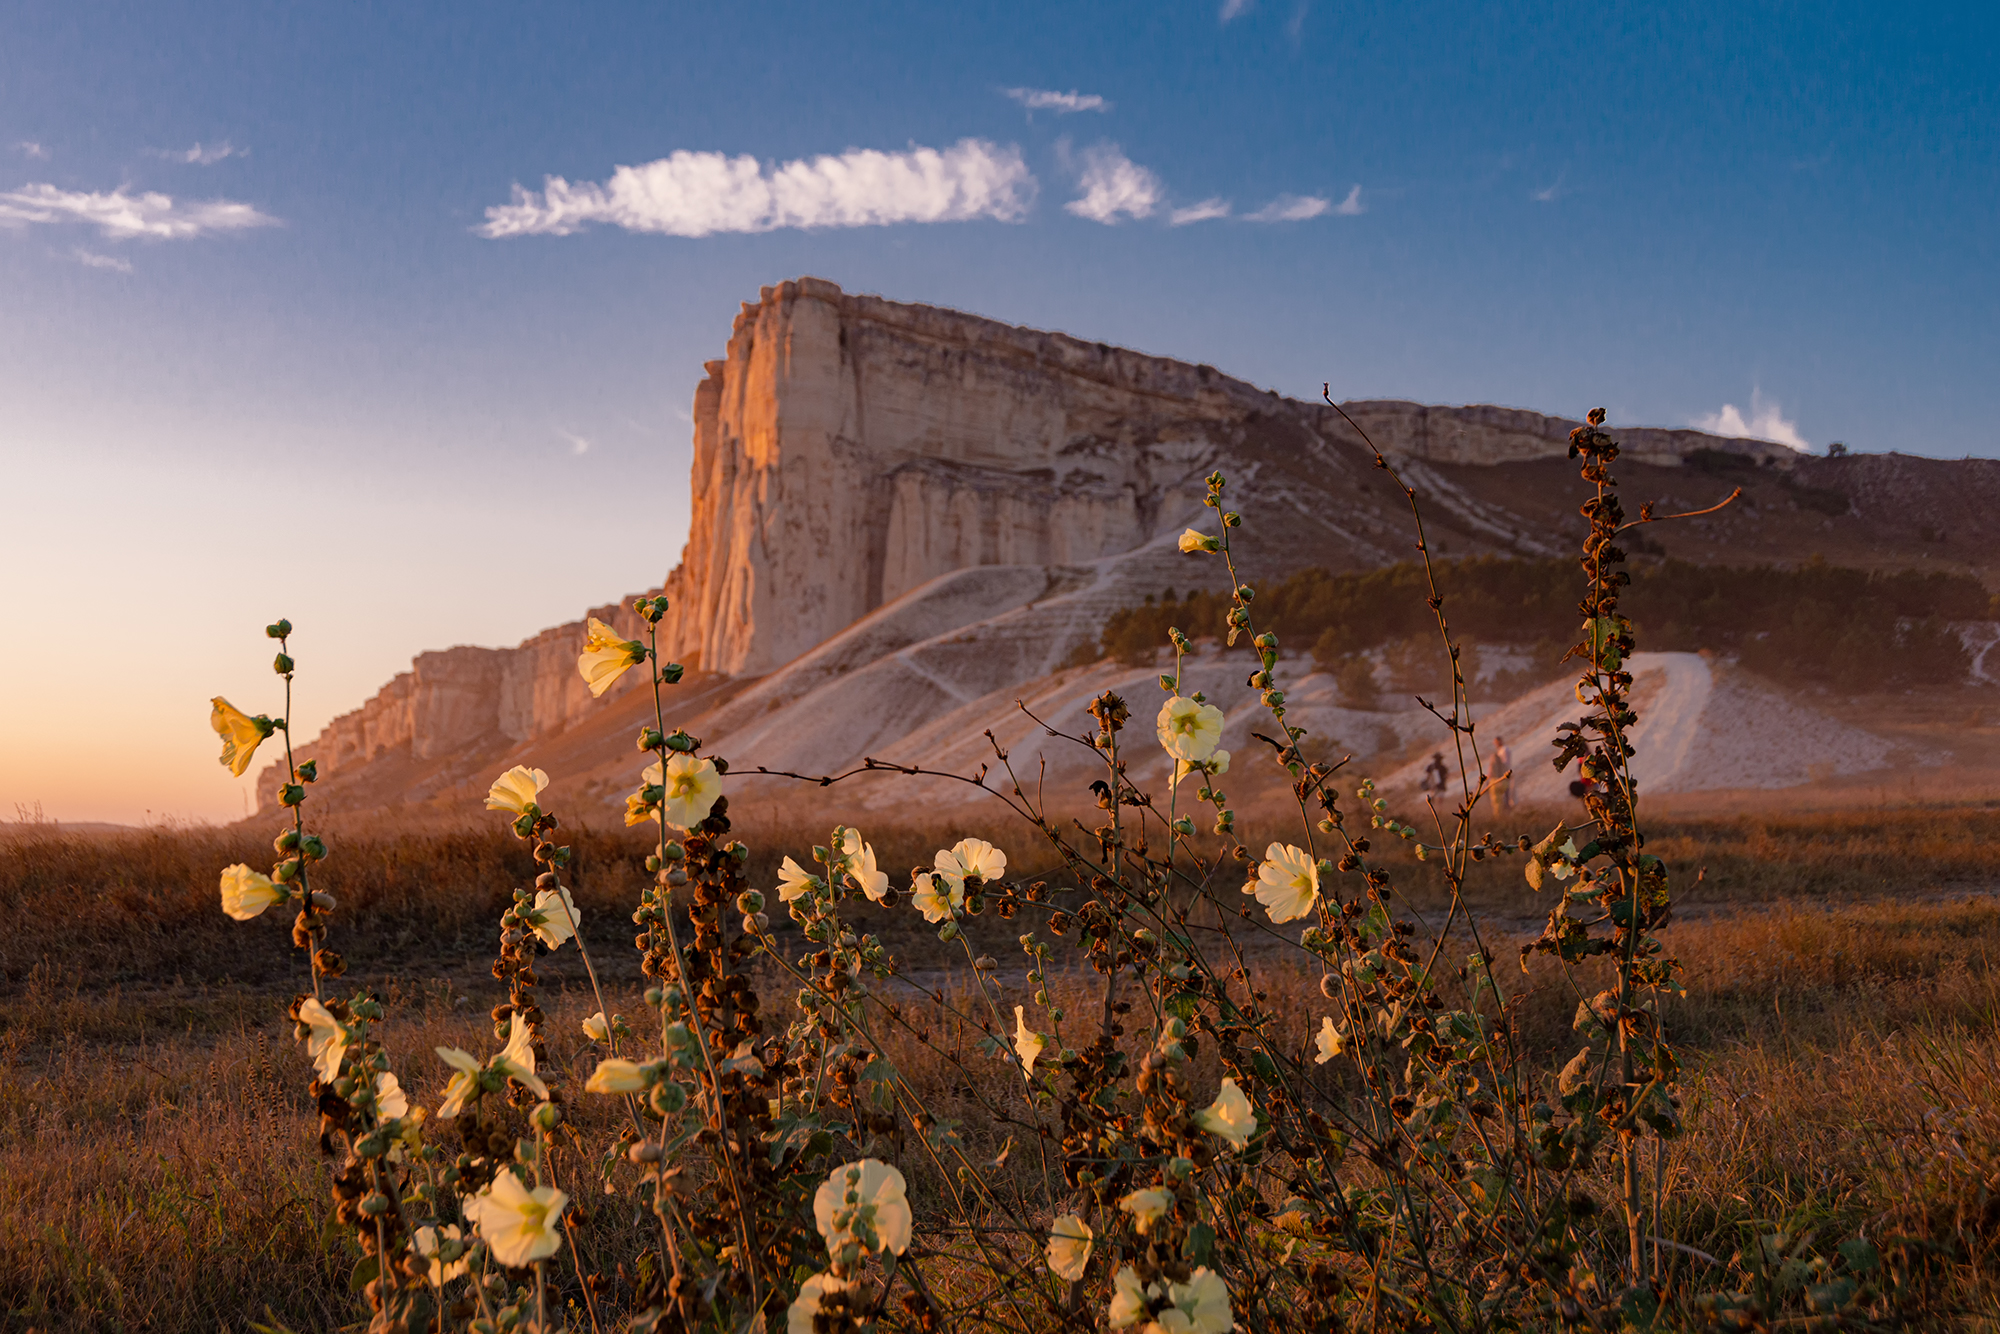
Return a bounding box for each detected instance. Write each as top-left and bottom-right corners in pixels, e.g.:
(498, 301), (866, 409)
(1486, 736), (1513, 812)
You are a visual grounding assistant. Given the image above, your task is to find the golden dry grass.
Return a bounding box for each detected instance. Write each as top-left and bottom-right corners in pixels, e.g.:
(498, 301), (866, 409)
(5, 807), (2000, 1330)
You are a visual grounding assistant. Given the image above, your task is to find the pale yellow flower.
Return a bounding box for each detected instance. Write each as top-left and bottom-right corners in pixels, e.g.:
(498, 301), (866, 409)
(1047, 1213), (1093, 1281)
(298, 997), (346, 1083)
(1252, 843), (1319, 923)
(910, 870), (963, 924)
(1315, 1017), (1346, 1065)
(622, 788), (658, 828)
(577, 617), (646, 698)
(485, 765), (549, 816)
(1193, 1077), (1256, 1151)
(650, 754), (723, 831)
(937, 838), (1007, 884)
(786, 1271), (853, 1334)
(413, 1223), (469, 1285)
(849, 841), (889, 902)
(1159, 1268), (1233, 1334)
(464, 1168), (568, 1268)
(494, 1013), (547, 1097)
(1109, 1265), (1149, 1328)
(1157, 696), (1225, 763)
(813, 1159), (912, 1257)
(776, 856), (819, 903)
(1013, 1006), (1047, 1076)
(434, 1046), (483, 1120)
(375, 1071), (409, 1121)
(219, 863), (283, 920)
(585, 1058), (651, 1094)
(1119, 1187), (1174, 1233)
(528, 886), (579, 949)
(582, 1012), (609, 1043)
(209, 697), (272, 777)
(1178, 528), (1217, 554)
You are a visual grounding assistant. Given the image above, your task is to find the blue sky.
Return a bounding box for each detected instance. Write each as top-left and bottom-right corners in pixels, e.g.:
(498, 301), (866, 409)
(3, 0), (1995, 822)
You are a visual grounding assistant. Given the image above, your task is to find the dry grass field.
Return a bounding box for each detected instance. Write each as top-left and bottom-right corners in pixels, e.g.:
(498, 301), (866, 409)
(6, 803), (2000, 1330)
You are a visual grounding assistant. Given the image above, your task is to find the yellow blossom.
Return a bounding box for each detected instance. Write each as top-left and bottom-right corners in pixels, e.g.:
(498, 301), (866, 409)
(1047, 1214), (1093, 1281)
(1178, 528), (1218, 554)
(1252, 843), (1319, 923)
(910, 869), (963, 924)
(528, 886), (578, 949)
(776, 856), (820, 902)
(786, 1272), (853, 1334)
(375, 1071), (409, 1121)
(493, 1013), (547, 1097)
(849, 840), (889, 901)
(648, 754), (722, 831)
(577, 617), (646, 698)
(219, 863), (283, 920)
(434, 1046), (483, 1120)
(1013, 1006), (1047, 1076)
(298, 997), (346, 1083)
(1173, 749), (1230, 786)
(813, 1159), (911, 1257)
(413, 1224), (469, 1285)
(937, 837), (1007, 883)
(464, 1168), (567, 1267)
(209, 698), (273, 777)
(1193, 1077), (1256, 1151)
(1160, 1268), (1233, 1334)
(1109, 1265), (1149, 1328)
(485, 765), (549, 816)
(623, 788), (658, 828)
(1156, 696), (1225, 763)
(585, 1058), (651, 1094)
(582, 1012), (609, 1043)
(1119, 1187), (1174, 1233)
(1315, 1017), (1346, 1064)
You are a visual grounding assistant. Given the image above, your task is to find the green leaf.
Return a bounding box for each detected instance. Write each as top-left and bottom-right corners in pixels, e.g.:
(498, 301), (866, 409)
(1182, 1222), (1217, 1267)
(1838, 1237), (1881, 1273)
(348, 1255), (378, 1294)
(1807, 1277), (1857, 1313)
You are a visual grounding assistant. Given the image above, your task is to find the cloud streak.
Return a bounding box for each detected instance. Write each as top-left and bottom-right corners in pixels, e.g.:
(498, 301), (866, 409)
(0, 184), (278, 239)
(1220, 0), (1254, 21)
(155, 141), (246, 165)
(1064, 142), (1162, 224)
(16, 141), (48, 159)
(1246, 191), (1334, 222)
(1169, 196), (1232, 225)
(1003, 87), (1109, 114)
(1692, 390), (1809, 451)
(72, 248), (132, 273)
(480, 139), (1035, 238)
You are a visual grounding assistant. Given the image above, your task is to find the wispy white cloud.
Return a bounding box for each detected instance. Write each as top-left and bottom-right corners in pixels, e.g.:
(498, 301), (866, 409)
(560, 431), (591, 456)
(1333, 184), (1364, 215)
(480, 139), (1035, 238)
(1530, 174), (1565, 203)
(0, 184), (278, 239)
(72, 247), (132, 273)
(1692, 390), (1809, 451)
(1064, 142), (1161, 224)
(1003, 87), (1109, 114)
(1220, 0), (1254, 21)
(154, 141), (246, 166)
(1169, 196), (1233, 226)
(16, 140), (48, 160)
(1285, 0), (1310, 40)
(1246, 191), (1334, 222)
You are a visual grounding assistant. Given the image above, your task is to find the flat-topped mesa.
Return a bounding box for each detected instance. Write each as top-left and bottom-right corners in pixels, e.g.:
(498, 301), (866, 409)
(259, 275), (1833, 814)
(653, 277), (1797, 677)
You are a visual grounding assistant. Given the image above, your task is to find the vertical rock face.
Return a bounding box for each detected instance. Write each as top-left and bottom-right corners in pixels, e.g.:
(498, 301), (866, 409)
(656, 276), (1271, 675)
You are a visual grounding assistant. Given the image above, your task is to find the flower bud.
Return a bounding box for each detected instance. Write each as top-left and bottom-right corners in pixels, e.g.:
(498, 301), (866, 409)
(637, 727), (665, 751)
(273, 652), (294, 675)
(645, 854), (662, 873)
(742, 913), (768, 934)
(736, 890), (765, 914)
(659, 662), (685, 685)
(649, 1080), (688, 1115)
(274, 828), (301, 853)
(300, 834), (327, 861)
(266, 620), (293, 639)
(644, 987), (664, 1007)
(279, 784), (306, 807)
(530, 1102), (562, 1131)
(359, 1192), (392, 1216)
(311, 890), (336, 910)
(627, 1141), (663, 1164)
